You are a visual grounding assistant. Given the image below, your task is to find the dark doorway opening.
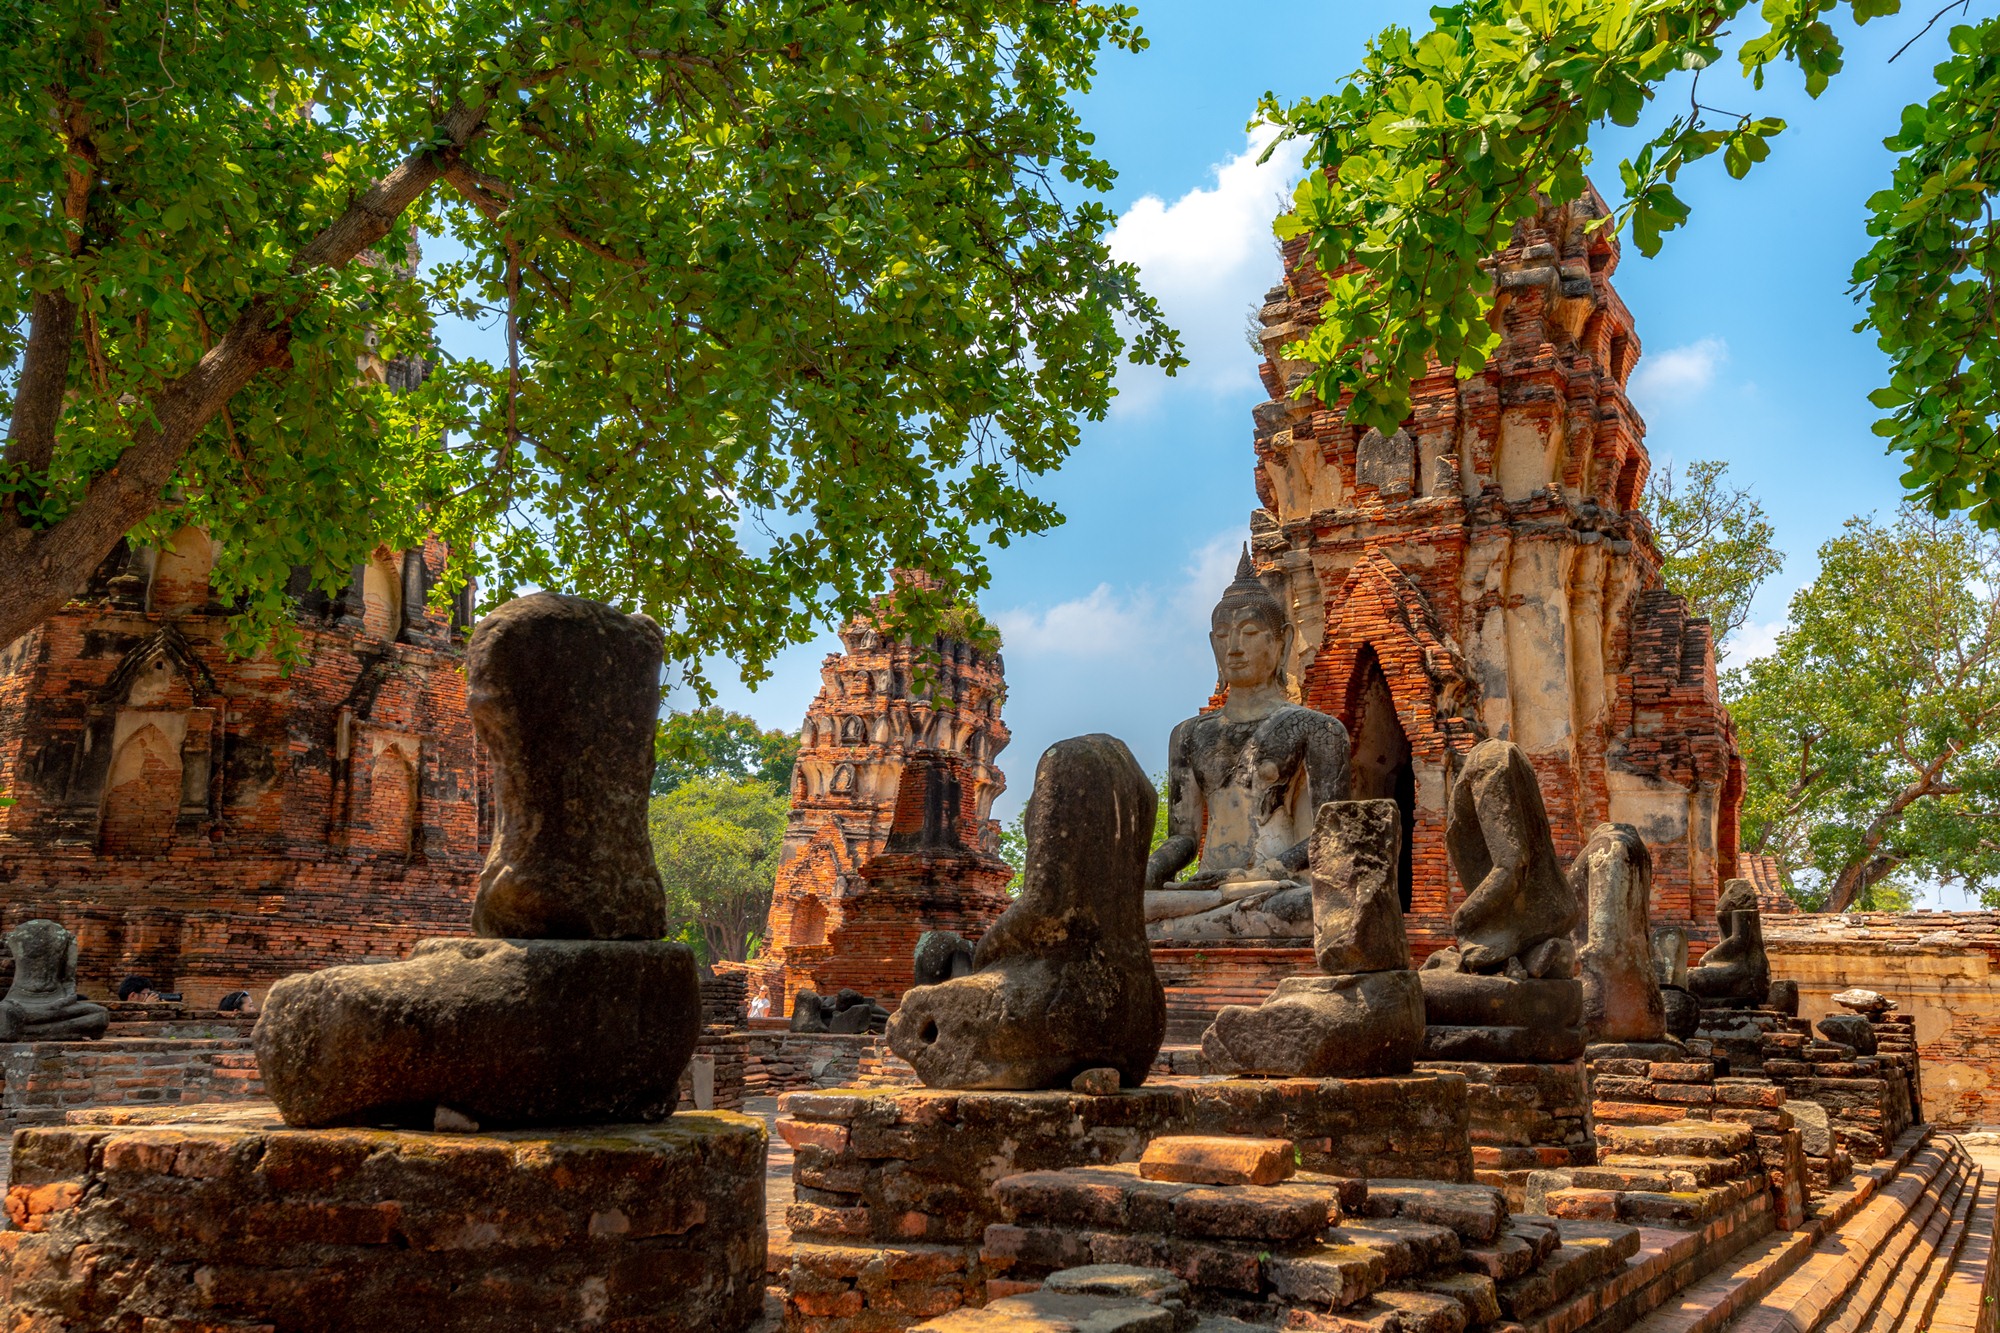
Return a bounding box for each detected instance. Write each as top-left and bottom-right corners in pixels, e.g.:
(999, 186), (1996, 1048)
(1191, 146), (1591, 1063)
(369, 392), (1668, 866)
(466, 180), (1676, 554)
(1347, 648), (1418, 912)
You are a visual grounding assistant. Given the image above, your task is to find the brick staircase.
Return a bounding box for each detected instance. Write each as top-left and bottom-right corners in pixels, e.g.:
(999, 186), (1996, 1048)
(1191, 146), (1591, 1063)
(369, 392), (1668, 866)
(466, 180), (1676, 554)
(1620, 1129), (1998, 1333)
(1535, 1122), (1766, 1230)
(970, 1146), (1770, 1333)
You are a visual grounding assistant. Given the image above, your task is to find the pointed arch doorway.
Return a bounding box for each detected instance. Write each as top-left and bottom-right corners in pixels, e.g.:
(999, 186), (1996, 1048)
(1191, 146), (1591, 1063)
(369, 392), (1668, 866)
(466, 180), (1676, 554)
(1346, 647), (1417, 912)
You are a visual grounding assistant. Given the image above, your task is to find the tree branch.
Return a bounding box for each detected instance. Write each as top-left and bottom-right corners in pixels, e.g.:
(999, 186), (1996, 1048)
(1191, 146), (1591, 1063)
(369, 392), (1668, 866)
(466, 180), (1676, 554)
(3, 289), (79, 481)
(0, 95), (503, 648)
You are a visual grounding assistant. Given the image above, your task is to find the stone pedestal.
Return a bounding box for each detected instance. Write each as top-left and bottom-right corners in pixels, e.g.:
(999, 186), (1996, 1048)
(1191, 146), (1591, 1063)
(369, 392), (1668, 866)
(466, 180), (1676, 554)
(777, 1076), (1469, 1333)
(0, 1101), (767, 1333)
(1415, 1059), (1595, 1209)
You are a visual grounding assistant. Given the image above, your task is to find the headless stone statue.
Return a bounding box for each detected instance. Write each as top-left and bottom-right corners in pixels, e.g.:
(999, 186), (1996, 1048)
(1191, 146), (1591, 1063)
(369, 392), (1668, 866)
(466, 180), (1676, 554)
(0, 920), (109, 1042)
(255, 593), (699, 1129)
(888, 734), (1166, 1089)
(1686, 878), (1771, 1006)
(468, 594), (668, 940)
(1420, 739), (1584, 1063)
(1199, 800), (1425, 1077)
(913, 930), (975, 988)
(1568, 823), (1667, 1048)
(1145, 550), (1350, 943)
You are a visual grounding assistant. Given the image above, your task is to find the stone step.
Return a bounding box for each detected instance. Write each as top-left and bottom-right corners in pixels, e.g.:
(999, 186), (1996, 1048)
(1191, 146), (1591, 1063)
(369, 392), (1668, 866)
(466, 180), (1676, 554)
(1539, 1175), (1763, 1230)
(993, 1165), (1350, 1244)
(1613, 1126), (1931, 1333)
(1860, 1160), (1981, 1333)
(1325, 1219), (1463, 1280)
(1925, 1157), (1999, 1333)
(1594, 1153), (1748, 1188)
(1493, 1219), (1642, 1321)
(1719, 1135), (1956, 1333)
(1596, 1122), (1754, 1160)
(1819, 1147), (1973, 1333)
(1356, 1181), (1508, 1244)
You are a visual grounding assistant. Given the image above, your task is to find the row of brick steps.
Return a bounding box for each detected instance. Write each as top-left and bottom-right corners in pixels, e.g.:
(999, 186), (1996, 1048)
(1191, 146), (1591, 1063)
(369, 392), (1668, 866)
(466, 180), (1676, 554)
(1533, 1122), (1766, 1233)
(967, 1136), (1787, 1333)
(1614, 1127), (1996, 1333)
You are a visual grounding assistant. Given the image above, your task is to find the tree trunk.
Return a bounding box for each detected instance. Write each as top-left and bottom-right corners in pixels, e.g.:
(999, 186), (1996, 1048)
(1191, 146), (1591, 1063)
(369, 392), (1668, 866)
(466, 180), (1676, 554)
(0, 100), (495, 651)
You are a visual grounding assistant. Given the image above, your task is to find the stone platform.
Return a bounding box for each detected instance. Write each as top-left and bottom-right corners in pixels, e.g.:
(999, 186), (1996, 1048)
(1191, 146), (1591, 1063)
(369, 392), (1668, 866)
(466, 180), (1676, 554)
(778, 1076), (1469, 1333)
(0, 1100), (767, 1332)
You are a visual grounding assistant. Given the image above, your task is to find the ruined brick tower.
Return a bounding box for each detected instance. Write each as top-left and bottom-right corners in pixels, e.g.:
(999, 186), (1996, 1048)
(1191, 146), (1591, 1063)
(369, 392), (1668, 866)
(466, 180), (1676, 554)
(0, 529), (486, 1004)
(762, 582), (1011, 1012)
(1248, 188), (1741, 958)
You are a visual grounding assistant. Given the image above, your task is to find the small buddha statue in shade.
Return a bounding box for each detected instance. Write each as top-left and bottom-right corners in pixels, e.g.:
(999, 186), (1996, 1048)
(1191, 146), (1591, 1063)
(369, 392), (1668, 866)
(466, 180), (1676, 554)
(0, 920), (110, 1041)
(1144, 550), (1351, 942)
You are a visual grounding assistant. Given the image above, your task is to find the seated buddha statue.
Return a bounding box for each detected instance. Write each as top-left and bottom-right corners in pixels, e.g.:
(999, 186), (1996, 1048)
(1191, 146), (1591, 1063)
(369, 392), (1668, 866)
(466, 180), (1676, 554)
(1144, 551), (1351, 943)
(0, 919), (110, 1041)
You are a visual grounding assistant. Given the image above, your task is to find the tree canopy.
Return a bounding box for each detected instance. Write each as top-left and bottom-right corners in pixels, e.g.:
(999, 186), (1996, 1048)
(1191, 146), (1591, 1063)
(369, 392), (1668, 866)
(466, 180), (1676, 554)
(1, 1), (1178, 680)
(648, 774), (788, 963)
(1729, 508), (2000, 910)
(654, 706), (799, 796)
(1263, 0), (2000, 523)
(1642, 459), (1785, 642)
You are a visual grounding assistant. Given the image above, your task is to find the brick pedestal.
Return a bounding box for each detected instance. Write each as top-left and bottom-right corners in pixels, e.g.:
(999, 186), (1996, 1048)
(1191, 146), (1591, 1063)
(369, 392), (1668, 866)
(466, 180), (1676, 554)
(778, 1075), (1469, 1333)
(1416, 1059), (1594, 1209)
(0, 1101), (767, 1333)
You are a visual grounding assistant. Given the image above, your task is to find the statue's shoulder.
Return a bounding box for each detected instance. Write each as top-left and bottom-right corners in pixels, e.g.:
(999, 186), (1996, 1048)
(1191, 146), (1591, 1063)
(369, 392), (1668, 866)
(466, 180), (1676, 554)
(1255, 701), (1346, 741)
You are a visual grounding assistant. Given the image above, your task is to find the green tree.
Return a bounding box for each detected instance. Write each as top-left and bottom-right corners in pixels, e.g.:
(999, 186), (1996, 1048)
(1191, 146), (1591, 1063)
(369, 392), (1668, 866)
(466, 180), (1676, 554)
(648, 775), (788, 963)
(1262, 0), (2000, 524)
(1728, 509), (2000, 911)
(0, 1), (1178, 674)
(655, 706), (798, 796)
(1643, 459), (1786, 642)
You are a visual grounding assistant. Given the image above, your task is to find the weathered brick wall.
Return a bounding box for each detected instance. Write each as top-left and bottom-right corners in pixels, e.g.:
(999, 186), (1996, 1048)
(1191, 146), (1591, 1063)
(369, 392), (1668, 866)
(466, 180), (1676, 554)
(0, 1038), (264, 1134)
(0, 535), (485, 1006)
(1245, 188), (1738, 955)
(1768, 912), (2000, 1128)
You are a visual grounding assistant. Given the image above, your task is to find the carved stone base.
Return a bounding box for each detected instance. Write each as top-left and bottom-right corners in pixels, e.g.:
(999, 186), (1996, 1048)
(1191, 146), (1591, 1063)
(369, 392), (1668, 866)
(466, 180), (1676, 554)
(1, 1101), (767, 1333)
(1199, 970), (1424, 1078)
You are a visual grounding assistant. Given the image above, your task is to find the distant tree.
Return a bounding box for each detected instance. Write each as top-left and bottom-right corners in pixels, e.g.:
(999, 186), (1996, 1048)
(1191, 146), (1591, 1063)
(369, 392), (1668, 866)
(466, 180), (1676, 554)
(654, 707), (799, 797)
(1643, 459), (1786, 643)
(1729, 509), (2000, 911)
(648, 776), (788, 963)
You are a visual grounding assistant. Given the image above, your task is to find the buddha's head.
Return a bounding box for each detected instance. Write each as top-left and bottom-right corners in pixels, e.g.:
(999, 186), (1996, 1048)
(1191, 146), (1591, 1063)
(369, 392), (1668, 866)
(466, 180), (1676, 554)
(1210, 548), (1292, 691)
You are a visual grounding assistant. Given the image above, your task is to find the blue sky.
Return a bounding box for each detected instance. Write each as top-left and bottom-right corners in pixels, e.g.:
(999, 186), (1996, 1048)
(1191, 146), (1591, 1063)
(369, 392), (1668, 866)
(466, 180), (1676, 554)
(439, 3), (1967, 894)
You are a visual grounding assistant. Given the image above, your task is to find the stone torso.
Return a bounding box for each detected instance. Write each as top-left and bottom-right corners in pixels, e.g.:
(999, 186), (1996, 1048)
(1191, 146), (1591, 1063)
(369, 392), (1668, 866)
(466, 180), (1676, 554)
(5, 921), (80, 1018)
(1180, 704), (1337, 874)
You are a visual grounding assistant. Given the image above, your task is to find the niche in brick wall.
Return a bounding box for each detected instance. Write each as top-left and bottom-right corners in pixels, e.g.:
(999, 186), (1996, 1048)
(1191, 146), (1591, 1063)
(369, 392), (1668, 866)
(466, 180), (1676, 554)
(99, 718), (182, 855)
(342, 725), (421, 856)
(792, 897), (827, 947)
(361, 548), (403, 642)
(148, 527), (217, 615)
(1346, 647), (1417, 912)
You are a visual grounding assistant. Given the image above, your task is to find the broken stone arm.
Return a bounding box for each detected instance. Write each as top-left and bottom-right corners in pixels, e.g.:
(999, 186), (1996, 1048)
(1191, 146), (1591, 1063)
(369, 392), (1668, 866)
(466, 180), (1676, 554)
(1145, 720), (1204, 890)
(1452, 779), (1528, 955)
(1270, 718), (1354, 876)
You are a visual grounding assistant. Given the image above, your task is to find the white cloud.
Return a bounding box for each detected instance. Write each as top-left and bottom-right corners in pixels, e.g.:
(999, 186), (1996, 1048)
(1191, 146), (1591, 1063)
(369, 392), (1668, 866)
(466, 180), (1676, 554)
(993, 583), (1158, 659)
(1109, 126), (1307, 411)
(1720, 616), (1783, 667)
(1628, 337), (1728, 411)
(986, 532), (1246, 789)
